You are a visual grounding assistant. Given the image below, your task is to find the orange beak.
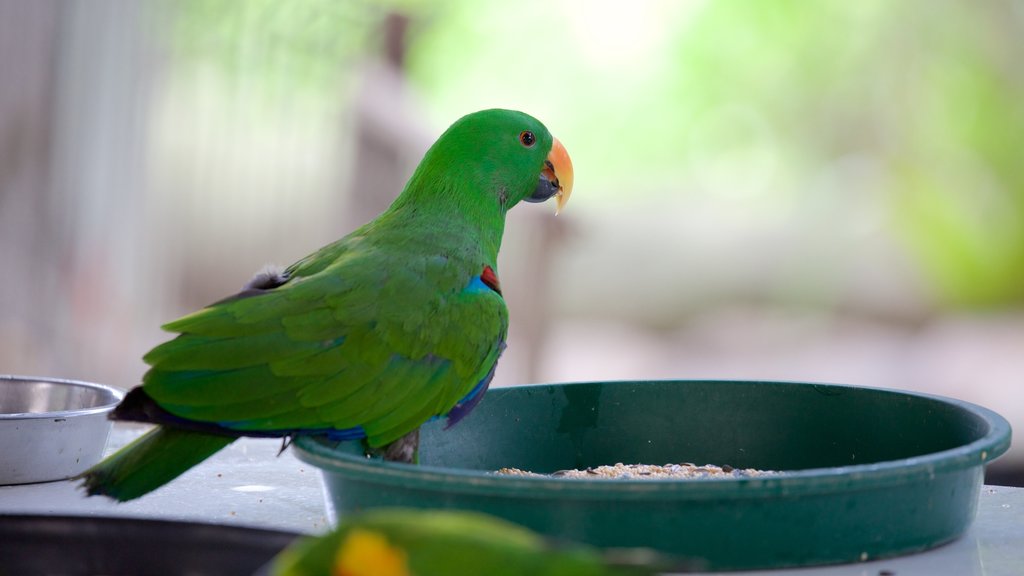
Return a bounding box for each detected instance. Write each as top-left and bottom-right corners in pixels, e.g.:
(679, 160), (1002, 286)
(543, 137), (574, 215)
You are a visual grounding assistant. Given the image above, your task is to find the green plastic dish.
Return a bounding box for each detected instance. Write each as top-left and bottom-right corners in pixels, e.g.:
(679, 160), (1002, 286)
(294, 380), (1011, 571)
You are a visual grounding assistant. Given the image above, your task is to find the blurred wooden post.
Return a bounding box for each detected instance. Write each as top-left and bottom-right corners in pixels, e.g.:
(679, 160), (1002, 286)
(343, 12), (432, 232)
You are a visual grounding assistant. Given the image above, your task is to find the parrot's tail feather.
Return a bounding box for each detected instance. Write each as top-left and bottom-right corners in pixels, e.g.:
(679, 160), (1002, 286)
(77, 426), (235, 502)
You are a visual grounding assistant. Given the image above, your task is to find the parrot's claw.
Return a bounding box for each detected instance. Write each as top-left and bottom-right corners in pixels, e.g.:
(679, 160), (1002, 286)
(379, 428), (420, 464)
(277, 435), (294, 456)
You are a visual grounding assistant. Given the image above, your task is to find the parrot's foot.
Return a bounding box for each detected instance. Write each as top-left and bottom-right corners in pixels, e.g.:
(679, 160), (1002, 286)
(381, 428), (420, 464)
(277, 435), (294, 456)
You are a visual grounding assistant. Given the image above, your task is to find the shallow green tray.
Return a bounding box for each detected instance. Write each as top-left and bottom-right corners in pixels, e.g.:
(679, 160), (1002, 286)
(294, 380), (1011, 571)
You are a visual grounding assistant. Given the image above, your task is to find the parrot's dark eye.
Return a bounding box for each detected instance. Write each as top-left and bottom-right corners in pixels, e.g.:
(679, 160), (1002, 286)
(519, 131), (536, 147)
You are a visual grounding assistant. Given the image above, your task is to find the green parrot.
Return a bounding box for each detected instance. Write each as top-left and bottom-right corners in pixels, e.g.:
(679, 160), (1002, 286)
(78, 109), (574, 501)
(268, 509), (685, 576)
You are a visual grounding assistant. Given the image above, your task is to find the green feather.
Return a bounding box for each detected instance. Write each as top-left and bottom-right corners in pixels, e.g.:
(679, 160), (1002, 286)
(296, 361), (380, 406)
(268, 338), (349, 377)
(362, 368), (452, 444)
(280, 307), (346, 341)
(77, 427), (234, 502)
(143, 332), (315, 371)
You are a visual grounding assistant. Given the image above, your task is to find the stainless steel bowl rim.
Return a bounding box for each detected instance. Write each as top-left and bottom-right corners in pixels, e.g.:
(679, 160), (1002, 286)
(0, 374), (124, 420)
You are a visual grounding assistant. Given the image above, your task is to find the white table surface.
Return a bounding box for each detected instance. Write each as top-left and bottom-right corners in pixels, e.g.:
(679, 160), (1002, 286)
(1, 424), (1021, 575)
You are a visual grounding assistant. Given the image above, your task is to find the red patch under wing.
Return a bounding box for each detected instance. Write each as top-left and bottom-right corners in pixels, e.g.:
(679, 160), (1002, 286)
(481, 265), (502, 295)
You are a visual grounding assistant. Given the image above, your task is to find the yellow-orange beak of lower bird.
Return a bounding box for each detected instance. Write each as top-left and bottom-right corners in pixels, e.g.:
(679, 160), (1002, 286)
(528, 137), (574, 214)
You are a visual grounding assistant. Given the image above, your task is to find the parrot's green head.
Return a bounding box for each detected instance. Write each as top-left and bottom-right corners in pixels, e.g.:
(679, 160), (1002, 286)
(397, 109), (574, 219)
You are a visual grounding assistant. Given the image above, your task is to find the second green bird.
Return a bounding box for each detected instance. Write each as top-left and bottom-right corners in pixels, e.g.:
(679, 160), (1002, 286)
(269, 508), (682, 576)
(79, 108), (574, 501)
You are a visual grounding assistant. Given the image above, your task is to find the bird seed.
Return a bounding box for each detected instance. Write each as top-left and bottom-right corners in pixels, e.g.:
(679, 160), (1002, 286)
(495, 462), (775, 479)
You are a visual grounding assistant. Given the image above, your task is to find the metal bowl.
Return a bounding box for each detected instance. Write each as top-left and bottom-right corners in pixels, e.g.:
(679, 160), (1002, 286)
(0, 375), (124, 485)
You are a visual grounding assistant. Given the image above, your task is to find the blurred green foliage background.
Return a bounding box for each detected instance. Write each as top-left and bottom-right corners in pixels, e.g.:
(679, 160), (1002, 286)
(168, 0), (1024, 308)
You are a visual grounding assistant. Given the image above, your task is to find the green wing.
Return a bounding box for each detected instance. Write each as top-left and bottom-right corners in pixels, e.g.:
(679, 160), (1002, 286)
(141, 236), (507, 447)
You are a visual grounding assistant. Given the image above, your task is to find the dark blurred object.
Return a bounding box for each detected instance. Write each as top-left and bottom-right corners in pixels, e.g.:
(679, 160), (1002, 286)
(986, 463), (1024, 487)
(0, 515), (298, 576)
(384, 11), (409, 70)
